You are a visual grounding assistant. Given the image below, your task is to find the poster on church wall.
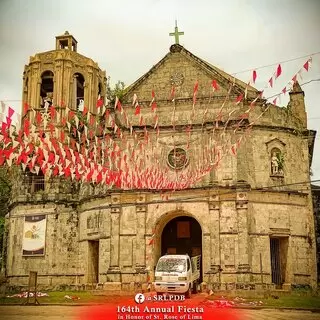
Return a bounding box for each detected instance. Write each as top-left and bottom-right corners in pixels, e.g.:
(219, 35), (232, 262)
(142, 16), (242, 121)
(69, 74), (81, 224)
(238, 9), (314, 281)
(22, 215), (47, 256)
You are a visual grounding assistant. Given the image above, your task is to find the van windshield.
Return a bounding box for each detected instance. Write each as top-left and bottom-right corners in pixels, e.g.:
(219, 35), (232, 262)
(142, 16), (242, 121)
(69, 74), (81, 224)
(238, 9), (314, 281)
(156, 258), (186, 272)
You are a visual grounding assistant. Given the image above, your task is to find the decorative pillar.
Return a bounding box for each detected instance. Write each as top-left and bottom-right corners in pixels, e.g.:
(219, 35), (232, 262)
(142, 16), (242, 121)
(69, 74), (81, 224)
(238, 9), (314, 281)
(107, 193), (121, 281)
(236, 189), (251, 282)
(86, 68), (93, 111)
(135, 194), (148, 289)
(135, 194), (147, 270)
(31, 64), (40, 108)
(208, 193), (221, 289)
(54, 60), (62, 106)
(63, 61), (72, 107)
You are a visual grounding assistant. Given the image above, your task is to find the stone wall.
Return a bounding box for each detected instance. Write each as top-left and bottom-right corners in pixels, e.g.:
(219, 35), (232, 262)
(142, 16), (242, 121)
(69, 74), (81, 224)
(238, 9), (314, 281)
(6, 203), (84, 288)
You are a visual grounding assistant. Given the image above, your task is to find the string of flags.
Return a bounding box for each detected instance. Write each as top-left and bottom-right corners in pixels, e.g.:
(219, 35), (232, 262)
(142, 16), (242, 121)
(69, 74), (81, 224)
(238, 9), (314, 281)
(0, 56), (314, 190)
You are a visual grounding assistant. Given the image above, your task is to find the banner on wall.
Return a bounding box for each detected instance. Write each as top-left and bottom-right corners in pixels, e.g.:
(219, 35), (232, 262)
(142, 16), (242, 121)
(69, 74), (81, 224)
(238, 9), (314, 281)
(22, 215), (47, 256)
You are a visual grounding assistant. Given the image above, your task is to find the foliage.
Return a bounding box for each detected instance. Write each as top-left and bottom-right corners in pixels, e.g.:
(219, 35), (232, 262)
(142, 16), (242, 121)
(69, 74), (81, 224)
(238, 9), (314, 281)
(106, 77), (126, 105)
(0, 167), (11, 218)
(0, 167), (10, 267)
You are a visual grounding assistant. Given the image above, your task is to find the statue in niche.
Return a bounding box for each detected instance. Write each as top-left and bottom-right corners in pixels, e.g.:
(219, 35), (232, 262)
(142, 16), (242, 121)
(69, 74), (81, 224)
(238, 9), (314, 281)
(271, 149), (284, 176)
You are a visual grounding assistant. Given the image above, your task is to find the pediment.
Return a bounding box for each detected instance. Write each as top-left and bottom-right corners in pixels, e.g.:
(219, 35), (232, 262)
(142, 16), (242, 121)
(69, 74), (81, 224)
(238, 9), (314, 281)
(123, 44), (259, 103)
(266, 138), (286, 148)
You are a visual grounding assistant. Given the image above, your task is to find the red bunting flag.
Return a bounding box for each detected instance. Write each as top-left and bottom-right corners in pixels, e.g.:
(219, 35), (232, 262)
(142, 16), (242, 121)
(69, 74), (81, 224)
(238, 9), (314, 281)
(116, 99), (122, 111)
(252, 70), (257, 84)
(231, 145), (237, 156)
(303, 59), (310, 71)
(193, 81), (199, 105)
(68, 110), (75, 120)
(282, 87), (287, 94)
(135, 105), (141, 115)
(272, 97), (277, 105)
(49, 105), (56, 119)
(292, 75), (297, 84)
(170, 86), (175, 100)
(268, 77), (273, 88)
(96, 98), (103, 108)
(82, 106), (88, 116)
(276, 64), (282, 78)
(151, 102), (157, 112)
(193, 81), (199, 94)
(212, 79), (219, 91)
(36, 112), (42, 125)
(235, 94), (243, 104)
(8, 107), (15, 118)
(23, 102), (29, 115)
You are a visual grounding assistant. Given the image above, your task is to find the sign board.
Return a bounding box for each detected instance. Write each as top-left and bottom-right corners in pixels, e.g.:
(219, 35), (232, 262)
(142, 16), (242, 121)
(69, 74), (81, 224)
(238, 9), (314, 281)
(22, 215), (47, 256)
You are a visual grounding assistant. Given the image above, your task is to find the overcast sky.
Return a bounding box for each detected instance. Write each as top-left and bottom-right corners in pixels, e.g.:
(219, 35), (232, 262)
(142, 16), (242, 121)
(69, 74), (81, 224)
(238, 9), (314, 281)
(0, 0), (319, 182)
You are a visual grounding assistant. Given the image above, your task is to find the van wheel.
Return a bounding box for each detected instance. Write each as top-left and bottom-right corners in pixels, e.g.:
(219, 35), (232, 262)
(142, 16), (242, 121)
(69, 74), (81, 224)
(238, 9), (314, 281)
(185, 286), (192, 299)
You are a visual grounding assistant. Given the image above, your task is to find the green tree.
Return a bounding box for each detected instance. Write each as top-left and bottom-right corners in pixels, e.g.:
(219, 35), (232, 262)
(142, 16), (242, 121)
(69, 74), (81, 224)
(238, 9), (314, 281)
(107, 78), (126, 105)
(0, 167), (10, 269)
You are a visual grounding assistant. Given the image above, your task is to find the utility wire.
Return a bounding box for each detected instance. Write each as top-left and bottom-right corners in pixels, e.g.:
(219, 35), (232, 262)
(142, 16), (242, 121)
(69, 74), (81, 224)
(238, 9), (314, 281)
(231, 51), (320, 75)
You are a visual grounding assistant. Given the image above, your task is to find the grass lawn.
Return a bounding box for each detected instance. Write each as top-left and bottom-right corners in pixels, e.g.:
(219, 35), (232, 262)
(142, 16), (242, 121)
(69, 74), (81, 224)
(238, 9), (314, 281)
(206, 292), (320, 310)
(259, 295), (320, 309)
(0, 291), (126, 305)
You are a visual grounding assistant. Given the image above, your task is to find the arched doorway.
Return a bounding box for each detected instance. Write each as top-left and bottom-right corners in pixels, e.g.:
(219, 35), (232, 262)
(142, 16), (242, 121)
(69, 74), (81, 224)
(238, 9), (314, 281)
(161, 216), (202, 281)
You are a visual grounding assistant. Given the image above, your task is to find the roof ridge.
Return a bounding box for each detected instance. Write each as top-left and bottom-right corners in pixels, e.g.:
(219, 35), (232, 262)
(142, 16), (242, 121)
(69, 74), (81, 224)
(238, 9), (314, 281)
(124, 44), (260, 98)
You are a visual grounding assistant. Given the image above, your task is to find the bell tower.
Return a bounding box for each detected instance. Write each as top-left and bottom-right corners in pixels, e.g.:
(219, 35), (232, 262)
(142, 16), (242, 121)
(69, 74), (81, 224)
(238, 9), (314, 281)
(22, 31), (107, 117)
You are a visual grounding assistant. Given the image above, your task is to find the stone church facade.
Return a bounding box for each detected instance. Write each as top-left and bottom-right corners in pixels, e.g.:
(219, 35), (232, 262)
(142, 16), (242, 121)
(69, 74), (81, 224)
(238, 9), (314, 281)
(4, 32), (317, 292)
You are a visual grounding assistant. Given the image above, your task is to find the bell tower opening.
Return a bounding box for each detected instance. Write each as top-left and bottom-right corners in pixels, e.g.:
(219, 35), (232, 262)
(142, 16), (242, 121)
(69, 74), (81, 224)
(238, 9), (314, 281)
(55, 31), (78, 52)
(40, 71), (54, 107)
(74, 73), (85, 110)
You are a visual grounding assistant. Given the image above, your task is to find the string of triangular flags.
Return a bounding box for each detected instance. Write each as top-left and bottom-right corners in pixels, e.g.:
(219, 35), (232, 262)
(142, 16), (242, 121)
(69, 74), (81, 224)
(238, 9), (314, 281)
(0, 56), (314, 190)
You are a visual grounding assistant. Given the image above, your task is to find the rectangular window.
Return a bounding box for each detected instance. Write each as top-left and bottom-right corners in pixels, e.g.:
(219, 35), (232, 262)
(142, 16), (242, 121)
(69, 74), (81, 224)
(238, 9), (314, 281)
(177, 221), (190, 238)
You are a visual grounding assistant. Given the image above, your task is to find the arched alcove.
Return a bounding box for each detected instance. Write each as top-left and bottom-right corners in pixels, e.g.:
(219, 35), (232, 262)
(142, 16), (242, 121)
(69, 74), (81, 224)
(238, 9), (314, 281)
(40, 71), (54, 107)
(74, 73), (85, 109)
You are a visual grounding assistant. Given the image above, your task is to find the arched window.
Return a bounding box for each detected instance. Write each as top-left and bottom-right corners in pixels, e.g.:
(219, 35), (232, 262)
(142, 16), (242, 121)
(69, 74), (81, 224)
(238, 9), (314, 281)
(40, 71), (54, 107)
(74, 73), (85, 110)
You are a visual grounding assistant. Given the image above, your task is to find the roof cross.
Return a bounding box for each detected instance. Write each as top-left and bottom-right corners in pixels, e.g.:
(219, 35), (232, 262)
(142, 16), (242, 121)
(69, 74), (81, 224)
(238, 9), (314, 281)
(169, 20), (184, 45)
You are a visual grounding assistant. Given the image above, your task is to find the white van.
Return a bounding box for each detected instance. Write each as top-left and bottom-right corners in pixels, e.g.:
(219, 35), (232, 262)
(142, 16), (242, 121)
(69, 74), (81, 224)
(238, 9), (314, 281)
(153, 254), (201, 298)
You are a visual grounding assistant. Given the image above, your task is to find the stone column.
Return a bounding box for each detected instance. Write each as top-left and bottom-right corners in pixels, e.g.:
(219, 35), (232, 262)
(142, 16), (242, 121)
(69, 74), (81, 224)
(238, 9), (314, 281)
(236, 190), (251, 282)
(135, 194), (148, 289)
(63, 62), (72, 107)
(54, 60), (62, 107)
(135, 194), (147, 269)
(86, 68), (93, 111)
(107, 193), (121, 282)
(31, 64), (40, 108)
(208, 193), (221, 288)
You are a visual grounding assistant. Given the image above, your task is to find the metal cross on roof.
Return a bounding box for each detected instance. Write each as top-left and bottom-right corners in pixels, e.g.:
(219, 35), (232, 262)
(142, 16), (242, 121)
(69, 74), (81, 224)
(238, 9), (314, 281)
(169, 20), (184, 45)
